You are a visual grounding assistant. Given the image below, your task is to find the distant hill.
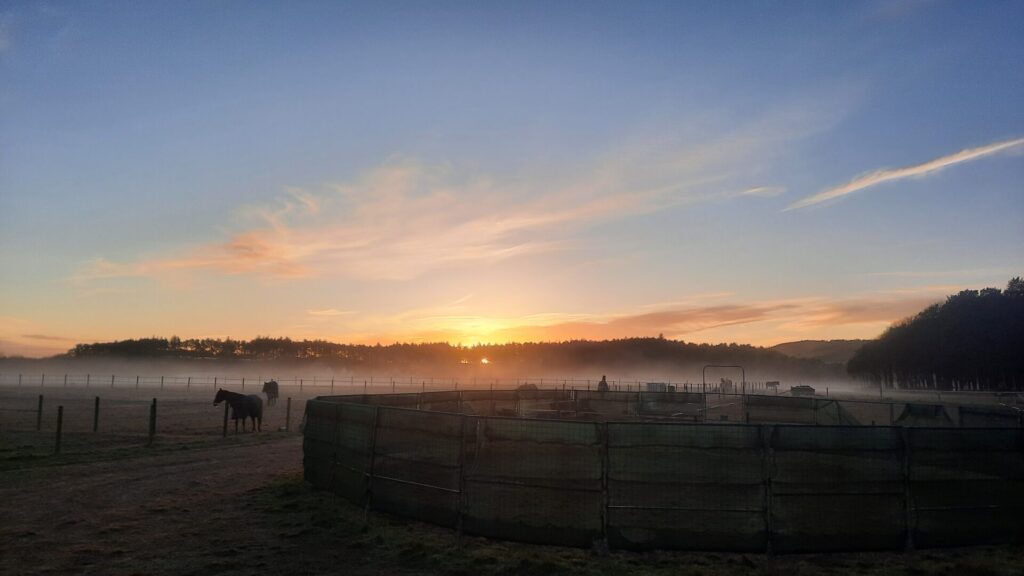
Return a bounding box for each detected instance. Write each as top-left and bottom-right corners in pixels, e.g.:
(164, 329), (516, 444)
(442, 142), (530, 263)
(771, 340), (867, 365)
(3, 335), (845, 381)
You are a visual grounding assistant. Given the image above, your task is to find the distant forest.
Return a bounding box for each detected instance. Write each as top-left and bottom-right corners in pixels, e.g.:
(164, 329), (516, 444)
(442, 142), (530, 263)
(62, 336), (839, 380)
(848, 278), (1024, 391)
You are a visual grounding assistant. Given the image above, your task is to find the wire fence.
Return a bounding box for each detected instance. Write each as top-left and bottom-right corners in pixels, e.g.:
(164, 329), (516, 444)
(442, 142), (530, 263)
(2, 372), (1020, 405)
(304, 391), (1024, 552)
(0, 388), (305, 459)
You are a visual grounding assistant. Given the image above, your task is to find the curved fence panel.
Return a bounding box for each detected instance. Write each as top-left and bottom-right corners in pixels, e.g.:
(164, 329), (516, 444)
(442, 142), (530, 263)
(770, 426), (905, 552)
(463, 417), (603, 547)
(303, 392), (1024, 553)
(607, 423), (766, 551)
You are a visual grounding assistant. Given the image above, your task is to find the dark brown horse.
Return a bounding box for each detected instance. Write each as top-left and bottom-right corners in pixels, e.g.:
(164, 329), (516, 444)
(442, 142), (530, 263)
(262, 380), (279, 407)
(214, 388), (263, 432)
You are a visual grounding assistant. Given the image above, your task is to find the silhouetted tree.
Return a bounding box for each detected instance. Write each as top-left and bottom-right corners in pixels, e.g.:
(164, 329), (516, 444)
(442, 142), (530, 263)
(848, 278), (1024, 391)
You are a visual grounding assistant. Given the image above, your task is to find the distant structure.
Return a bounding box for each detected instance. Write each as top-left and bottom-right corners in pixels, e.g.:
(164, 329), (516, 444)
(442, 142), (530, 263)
(790, 385), (816, 397)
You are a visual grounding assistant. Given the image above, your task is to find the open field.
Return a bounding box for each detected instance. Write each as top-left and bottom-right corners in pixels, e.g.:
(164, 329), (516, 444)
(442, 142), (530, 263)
(1, 389), (1021, 575)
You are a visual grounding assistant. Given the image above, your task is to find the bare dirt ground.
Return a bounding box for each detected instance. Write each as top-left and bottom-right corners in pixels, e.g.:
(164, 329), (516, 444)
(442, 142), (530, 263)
(0, 435), (306, 575)
(3, 434), (1023, 576)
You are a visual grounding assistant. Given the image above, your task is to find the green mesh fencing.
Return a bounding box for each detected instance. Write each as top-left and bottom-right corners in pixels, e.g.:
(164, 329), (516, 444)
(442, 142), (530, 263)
(607, 423), (766, 551)
(958, 406), (1023, 428)
(462, 416), (603, 547)
(907, 428), (1024, 547)
(371, 407), (464, 527)
(303, 393), (1023, 552)
(770, 426), (905, 552)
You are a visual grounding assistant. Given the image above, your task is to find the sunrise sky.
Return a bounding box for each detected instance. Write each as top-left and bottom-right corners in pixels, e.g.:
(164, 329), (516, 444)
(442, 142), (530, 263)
(1, 2), (1022, 357)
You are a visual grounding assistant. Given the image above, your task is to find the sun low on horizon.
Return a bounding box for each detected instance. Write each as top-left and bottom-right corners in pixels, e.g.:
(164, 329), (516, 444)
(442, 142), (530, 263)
(1, 2), (1022, 358)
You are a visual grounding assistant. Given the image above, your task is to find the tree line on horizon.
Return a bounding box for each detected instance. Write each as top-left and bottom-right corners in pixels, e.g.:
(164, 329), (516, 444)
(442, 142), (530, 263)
(847, 277), (1024, 391)
(58, 335), (839, 379)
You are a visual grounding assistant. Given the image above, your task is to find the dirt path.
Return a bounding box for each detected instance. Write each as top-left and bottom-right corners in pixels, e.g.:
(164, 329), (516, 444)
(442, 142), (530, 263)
(0, 436), (304, 575)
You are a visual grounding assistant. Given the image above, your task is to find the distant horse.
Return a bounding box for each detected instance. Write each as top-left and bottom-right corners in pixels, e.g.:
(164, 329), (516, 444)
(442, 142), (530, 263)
(214, 388), (263, 432)
(262, 380), (279, 407)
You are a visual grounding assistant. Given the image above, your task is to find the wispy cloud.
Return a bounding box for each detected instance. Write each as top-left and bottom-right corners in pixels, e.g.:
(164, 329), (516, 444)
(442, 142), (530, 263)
(334, 288), (947, 347)
(787, 137), (1024, 210)
(73, 104), (841, 285)
(740, 186), (786, 197)
(21, 334), (73, 341)
(306, 309), (357, 317)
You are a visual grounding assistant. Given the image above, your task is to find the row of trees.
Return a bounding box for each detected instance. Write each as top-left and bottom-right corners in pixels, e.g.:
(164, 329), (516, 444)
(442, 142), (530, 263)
(67, 336), (839, 380)
(847, 278), (1024, 391)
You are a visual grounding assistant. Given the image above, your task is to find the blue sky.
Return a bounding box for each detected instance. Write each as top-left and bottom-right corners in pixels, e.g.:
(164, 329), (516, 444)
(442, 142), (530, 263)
(1, 1), (1022, 356)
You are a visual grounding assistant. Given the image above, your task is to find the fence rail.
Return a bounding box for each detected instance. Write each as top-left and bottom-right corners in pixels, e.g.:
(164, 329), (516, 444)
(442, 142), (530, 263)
(304, 391), (1024, 552)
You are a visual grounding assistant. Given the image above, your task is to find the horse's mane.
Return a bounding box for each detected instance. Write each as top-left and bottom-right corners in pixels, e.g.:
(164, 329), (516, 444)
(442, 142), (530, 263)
(216, 389), (246, 402)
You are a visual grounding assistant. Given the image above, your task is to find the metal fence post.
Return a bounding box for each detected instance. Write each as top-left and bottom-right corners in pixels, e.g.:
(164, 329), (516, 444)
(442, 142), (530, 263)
(456, 414), (468, 537)
(762, 425), (775, 554)
(36, 394), (44, 431)
(93, 397), (100, 432)
(600, 421), (610, 550)
(901, 427), (915, 551)
(364, 406), (381, 524)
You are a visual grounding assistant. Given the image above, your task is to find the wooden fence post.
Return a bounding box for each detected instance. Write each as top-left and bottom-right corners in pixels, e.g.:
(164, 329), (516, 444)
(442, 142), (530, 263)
(148, 399), (157, 446)
(37, 394), (44, 430)
(110, 374), (115, 388)
(187, 376), (191, 391)
(93, 397), (100, 432)
(55, 406), (63, 454)
(285, 397), (292, 432)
